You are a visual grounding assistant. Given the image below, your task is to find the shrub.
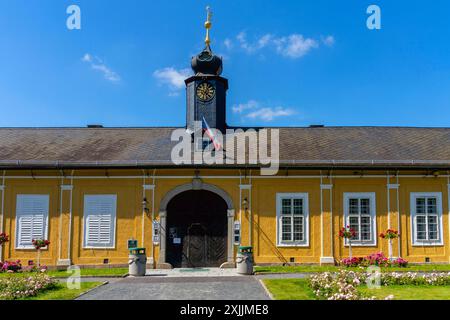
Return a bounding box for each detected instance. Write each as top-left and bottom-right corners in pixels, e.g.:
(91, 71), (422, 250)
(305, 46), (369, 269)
(391, 257), (408, 267)
(380, 272), (450, 286)
(340, 252), (408, 268)
(309, 270), (379, 300)
(341, 257), (364, 267)
(0, 273), (56, 300)
(0, 260), (22, 273)
(308, 270), (450, 300)
(365, 252), (390, 267)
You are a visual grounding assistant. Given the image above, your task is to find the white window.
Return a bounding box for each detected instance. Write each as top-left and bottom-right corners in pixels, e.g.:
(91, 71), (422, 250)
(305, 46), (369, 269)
(83, 195), (117, 248)
(343, 193), (377, 246)
(410, 192), (443, 246)
(15, 195), (49, 249)
(276, 193), (309, 246)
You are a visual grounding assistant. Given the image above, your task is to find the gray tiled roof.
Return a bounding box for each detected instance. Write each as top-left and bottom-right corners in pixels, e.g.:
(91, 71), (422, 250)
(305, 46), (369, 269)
(0, 127), (449, 169)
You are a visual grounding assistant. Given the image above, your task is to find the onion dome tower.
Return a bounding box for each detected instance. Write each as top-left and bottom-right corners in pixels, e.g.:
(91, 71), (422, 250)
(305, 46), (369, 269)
(185, 7), (228, 133)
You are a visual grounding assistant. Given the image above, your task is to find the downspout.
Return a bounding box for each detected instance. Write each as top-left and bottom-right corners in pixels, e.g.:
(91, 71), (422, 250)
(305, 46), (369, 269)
(396, 172), (401, 258)
(67, 170), (74, 263)
(249, 170), (253, 246)
(387, 172), (391, 229)
(444, 171), (450, 262)
(152, 169), (156, 269)
(320, 172), (324, 259)
(239, 171), (242, 224)
(0, 171), (5, 262)
(329, 171), (334, 259)
(141, 170), (146, 247)
(58, 174), (64, 261)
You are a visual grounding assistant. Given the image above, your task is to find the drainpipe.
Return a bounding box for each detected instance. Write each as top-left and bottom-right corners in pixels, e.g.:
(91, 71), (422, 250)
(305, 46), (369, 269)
(152, 170), (156, 269)
(249, 171), (252, 246)
(0, 171), (5, 262)
(141, 171), (146, 248)
(67, 170), (74, 263)
(396, 172), (401, 258)
(58, 174), (64, 261)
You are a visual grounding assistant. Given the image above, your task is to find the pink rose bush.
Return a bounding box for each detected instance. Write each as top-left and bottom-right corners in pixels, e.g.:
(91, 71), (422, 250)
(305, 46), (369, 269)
(0, 260), (48, 273)
(341, 252), (408, 268)
(0, 260), (22, 273)
(309, 270), (379, 300)
(308, 270), (450, 300)
(0, 273), (56, 300)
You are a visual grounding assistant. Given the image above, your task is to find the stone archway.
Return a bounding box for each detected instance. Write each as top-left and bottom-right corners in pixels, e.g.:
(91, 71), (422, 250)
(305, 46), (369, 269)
(157, 179), (235, 269)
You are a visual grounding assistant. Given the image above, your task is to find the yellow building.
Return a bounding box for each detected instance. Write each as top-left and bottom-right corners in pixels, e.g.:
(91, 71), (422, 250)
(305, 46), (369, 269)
(0, 15), (449, 269)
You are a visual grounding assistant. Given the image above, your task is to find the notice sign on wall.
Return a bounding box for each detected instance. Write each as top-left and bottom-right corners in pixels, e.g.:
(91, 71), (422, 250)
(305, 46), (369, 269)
(152, 220), (160, 245)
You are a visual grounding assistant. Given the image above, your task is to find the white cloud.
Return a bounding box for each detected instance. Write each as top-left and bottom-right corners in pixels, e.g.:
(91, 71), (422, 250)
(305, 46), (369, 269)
(322, 35), (335, 47)
(236, 32), (272, 53)
(223, 38), (233, 50)
(153, 67), (192, 95)
(246, 107), (295, 121)
(233, 100), (295, 122)
(81, 53), (120, 82)
(274, 34), (319, 58)
(153, 67), (191, 89)
(225, 32), (333, 59)
(232, 100), (258, 113)
(82, 53), (92, 62)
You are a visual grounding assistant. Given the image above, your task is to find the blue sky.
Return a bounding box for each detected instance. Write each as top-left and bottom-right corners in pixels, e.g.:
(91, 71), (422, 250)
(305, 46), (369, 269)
(0, 0), (449, 127)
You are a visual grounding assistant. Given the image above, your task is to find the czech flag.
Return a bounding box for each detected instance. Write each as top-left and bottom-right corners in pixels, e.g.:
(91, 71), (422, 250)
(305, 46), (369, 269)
(202, 116), (222, 151)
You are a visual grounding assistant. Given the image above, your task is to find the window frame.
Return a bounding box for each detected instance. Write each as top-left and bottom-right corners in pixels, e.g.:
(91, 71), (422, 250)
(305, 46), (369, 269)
(276, 193), (309, 247)
(15, 194), (50, 250)
(83, 194), (117, 249)
(410, 192), (443, 246)
(343, 192), (377, 247)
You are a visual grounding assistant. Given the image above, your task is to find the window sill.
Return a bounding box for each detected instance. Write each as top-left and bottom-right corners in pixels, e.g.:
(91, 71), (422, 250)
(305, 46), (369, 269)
(412, 243), (444, 247)
(344, 243), (377, 247)
(83, 246), (116, 250)
(277, 243), (309, 248)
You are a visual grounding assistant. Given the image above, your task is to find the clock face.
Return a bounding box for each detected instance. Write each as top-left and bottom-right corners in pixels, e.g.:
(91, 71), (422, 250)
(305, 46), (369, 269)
(196, 82), (215, 101)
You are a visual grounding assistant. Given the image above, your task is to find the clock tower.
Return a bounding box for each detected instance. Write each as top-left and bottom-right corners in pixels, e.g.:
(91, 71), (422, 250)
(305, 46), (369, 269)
(185, 7), (228, 133)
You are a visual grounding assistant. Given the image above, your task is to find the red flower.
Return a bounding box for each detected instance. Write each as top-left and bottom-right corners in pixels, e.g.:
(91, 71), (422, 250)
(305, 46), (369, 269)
(379, 229), (400, 239)
(32, 239), (50, 250)
(0, 232), (9, 246)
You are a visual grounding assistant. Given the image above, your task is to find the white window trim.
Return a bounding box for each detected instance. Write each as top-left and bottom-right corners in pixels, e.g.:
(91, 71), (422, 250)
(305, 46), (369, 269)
(410, 192), (444, 246)
(15, 194), (50, 250)
(343, 192), (377, 247)
(276, 193), (309, 247)
(82, 194), (117, 249)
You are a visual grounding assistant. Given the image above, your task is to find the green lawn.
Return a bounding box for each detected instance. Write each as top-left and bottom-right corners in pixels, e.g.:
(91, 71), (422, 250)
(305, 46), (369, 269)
(21, 282), (103, 300)
(263, 278), (315, 300)
(255, 264), (450, 274)
(0, 267), (128, 278)
(47, 267), (128, 278)
(262, 278), (450, 300)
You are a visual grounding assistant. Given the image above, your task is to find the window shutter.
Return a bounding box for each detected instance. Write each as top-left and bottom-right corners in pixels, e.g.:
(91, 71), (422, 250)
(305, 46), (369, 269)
(84, 195), (116, 248)
(16, 195), (49, 248)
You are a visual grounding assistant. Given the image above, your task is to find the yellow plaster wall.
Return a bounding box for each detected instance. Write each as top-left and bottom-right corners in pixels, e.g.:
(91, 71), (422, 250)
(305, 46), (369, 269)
(0, 170), (448, 266)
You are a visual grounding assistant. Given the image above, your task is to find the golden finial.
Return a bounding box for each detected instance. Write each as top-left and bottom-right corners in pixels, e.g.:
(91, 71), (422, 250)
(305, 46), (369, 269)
(204, 6), (212, 46)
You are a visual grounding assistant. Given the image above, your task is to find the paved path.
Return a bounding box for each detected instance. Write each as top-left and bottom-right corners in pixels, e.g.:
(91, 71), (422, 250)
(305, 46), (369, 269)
(77, 276), (270, 300)
(145, 267), (243, 277)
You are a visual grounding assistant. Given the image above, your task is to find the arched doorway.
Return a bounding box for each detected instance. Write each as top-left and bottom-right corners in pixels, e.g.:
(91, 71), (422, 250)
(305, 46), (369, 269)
(166, 190), (228, 268)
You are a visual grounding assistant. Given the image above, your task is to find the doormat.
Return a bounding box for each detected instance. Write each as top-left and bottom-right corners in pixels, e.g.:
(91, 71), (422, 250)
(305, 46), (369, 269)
(179, 268), (210, 272)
